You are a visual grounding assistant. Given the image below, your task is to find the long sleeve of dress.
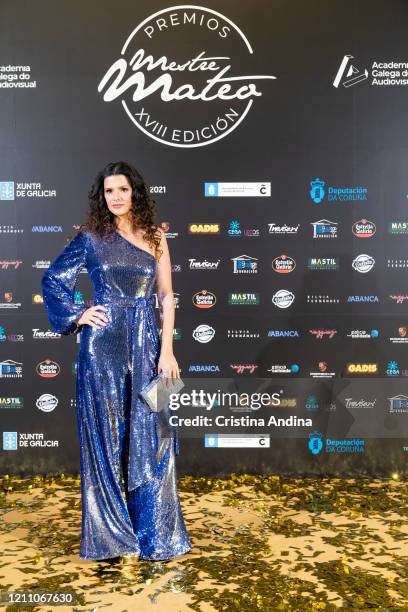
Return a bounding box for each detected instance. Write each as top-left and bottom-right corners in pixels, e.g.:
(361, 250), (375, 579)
(41, 230), (88, 335)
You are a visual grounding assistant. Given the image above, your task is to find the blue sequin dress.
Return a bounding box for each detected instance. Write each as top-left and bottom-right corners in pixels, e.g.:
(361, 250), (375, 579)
(41, 228), (191, 560)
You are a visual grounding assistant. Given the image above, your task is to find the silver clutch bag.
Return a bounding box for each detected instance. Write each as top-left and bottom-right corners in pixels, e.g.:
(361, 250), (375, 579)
(140, 373), (184, 412)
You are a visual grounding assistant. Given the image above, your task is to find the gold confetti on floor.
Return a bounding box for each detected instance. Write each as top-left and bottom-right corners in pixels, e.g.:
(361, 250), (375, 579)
(0, 473), (407, 611)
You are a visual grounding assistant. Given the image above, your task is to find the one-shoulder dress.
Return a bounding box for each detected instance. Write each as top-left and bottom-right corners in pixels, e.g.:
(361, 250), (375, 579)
(41, 228), (191, 560)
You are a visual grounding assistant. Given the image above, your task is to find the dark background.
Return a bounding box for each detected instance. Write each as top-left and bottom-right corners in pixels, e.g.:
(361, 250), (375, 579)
(1, 0), (408, 477)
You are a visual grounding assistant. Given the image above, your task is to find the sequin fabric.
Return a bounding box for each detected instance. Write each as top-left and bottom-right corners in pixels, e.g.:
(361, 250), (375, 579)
(41, 228), (191, 561)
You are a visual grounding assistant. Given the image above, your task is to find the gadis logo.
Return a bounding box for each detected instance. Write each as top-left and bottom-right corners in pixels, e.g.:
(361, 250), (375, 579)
(97, 5), (277, 148)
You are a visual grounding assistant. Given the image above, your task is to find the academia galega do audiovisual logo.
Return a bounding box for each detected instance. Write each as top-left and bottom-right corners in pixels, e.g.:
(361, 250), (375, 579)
(333, 54), (408, 88)
(98, 5), (276, 147)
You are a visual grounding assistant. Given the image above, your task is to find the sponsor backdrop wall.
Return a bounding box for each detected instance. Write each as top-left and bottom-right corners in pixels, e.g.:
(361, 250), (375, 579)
(1, 0), (408, 477)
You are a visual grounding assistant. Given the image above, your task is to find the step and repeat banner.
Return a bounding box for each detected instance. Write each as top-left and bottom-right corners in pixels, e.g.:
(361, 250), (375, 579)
(1, 0), (408, 477)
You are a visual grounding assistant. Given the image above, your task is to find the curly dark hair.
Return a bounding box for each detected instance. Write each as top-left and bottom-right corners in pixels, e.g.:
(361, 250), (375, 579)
(71, 161), (162, 259)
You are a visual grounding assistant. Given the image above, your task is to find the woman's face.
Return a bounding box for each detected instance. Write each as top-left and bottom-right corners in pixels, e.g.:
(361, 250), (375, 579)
(104, 174), (133, 221)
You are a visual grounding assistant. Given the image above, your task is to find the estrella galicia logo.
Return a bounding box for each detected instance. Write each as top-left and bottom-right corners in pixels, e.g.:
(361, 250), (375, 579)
(308, 431), (323, 455)
(310, 178), (325, 203)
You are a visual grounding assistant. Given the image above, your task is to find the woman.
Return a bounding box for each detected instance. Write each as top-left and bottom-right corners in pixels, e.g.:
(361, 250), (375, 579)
(41, 161), (191, 561)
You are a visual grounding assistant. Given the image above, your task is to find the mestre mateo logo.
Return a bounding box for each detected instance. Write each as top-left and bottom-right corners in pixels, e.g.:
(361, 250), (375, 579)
(97, 5), (276, 148)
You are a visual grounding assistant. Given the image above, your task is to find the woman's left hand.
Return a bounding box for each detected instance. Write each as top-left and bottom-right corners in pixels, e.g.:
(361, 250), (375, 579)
(158, 351), (180, 380)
